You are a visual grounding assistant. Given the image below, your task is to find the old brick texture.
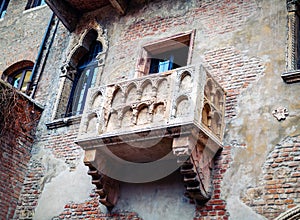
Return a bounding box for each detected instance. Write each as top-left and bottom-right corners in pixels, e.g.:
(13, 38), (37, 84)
(0, 82), (42, 220)
(204, 47), (265, 119)
(2, 0), (299, 219)
(195, 146), (232, 220)
(54, 193), (142, 220)
(242, 135), (300, 219)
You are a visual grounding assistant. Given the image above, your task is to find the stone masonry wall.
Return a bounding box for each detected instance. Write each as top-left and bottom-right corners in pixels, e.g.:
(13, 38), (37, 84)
(0, 1), (52, 74)
(0, 82), (42, 220)
(6, 0), (300, 219)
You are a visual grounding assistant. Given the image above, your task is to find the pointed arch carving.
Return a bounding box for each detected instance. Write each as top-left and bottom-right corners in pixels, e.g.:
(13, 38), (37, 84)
(52, 20), (109, 120)
(65, 21), (108, 71)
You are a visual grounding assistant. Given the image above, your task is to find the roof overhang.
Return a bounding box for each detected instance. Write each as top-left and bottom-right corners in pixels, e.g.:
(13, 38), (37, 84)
(45, 0), (128, 32)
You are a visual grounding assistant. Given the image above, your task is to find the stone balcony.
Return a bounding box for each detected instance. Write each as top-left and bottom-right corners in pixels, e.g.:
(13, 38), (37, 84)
(76, 65), (226, 209)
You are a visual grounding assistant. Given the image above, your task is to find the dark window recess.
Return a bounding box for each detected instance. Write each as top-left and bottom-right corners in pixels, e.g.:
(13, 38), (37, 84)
(140, 32), (193, 76)
(25, 0), (45, 9)
(0, 0), (10, 18)
(64, 41), (102, 117)
(297, 14), (300, 69)
(149, 47), (189, 74)
(7, 68), (33, 93)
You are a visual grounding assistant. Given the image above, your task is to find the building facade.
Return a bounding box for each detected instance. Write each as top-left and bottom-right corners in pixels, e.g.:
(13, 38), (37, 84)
(0, 0), (300, 219)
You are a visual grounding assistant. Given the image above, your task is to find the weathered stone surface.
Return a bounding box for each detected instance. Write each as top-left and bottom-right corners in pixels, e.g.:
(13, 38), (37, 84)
(1, 0), (300, 219)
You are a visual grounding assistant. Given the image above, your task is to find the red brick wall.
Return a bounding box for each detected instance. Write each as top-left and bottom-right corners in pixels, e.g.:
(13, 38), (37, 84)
(13, 0), (266, 219)
(204, 47), (265, 119)
(0, 83), (42, 220)
(56, 193), (142, 219)
(120, 0), (257, 43)
(242, 135), (300, 219)
(195, 147), (232, 219)
(13, 124), (82, 219)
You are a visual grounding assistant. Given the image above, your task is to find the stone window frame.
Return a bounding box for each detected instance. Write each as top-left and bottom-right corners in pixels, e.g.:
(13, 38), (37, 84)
(46, 22), (108, 129)
(135, 30), (195, 77)
(282, 0), (300, 83)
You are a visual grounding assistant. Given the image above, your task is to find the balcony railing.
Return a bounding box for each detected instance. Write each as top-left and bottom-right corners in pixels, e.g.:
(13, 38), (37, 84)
(77, 65), (225, 144)
(76, 65), (226, 208)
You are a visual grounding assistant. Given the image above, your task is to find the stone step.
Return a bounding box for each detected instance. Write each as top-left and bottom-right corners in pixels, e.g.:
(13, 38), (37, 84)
(184, 176), (199, 187)
(92, 178), (103, 188)
(95, 188), (106, 197)
(180, 166), (195, 175)
(88, 170), (101, 179)
(99, 195), (113, 208)
(186, 185), (201, 193)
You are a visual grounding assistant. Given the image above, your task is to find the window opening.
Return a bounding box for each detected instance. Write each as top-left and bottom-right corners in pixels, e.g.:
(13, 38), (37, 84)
(25, 0), (46, 10)
(65, 41), (102, 117)
(8, 68), (33, 93)
(138, 31), (194, 76)
(0, 0), (10, 18)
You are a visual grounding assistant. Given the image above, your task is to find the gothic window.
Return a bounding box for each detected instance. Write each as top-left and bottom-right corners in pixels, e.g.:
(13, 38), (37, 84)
(0, 0), (10, 18)
(282, 0), (300, 83)
(136, 31), (195, 76)
(25, 0), (46, 10)
(65, 41), (102, 117)
(48, 25), (108, 125)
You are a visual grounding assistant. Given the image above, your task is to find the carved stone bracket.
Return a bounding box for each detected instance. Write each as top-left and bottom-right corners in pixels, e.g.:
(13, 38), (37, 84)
(84, 150), (119, 210)
(172, 134), (218, 205)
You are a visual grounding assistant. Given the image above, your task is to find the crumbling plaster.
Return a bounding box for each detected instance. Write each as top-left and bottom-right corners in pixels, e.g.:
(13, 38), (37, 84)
(221, 0), (300, 218)
(14, 0), (300, 218)
(32, 148), (95, 220)
(115, 171), (195, 220)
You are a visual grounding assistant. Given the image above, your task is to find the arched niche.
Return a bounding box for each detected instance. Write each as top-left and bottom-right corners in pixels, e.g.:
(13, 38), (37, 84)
(106, 111), (119, 131)
(202, 103), (211, 127)
(137, 104), (149, 125)
(204, 79), (213, 102)
(156, 79), (169, 100)
(141, 80), (152, 101)
(125, 83), (138, 104)
(215, 89), (224, 109)
(176, 96), (190, 117)
(211, 112), (221, 136)
(179, 71), (192, 92)
(91, 91), (103, 109)
(153, 103), (165, 122)
(122, 107), (133, 127)
(111, 87), (124, 108)
(86, 113), (98, 133)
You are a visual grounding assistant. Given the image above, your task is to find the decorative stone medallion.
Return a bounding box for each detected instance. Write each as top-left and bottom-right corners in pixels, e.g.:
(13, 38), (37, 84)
(272, 107), (289, 121)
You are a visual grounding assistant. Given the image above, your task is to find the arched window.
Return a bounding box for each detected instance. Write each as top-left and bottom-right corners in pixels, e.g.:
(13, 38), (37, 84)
(8, 68), (33, 92)
(65, 41), (102, 116)
(2, 61), (34, 94)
